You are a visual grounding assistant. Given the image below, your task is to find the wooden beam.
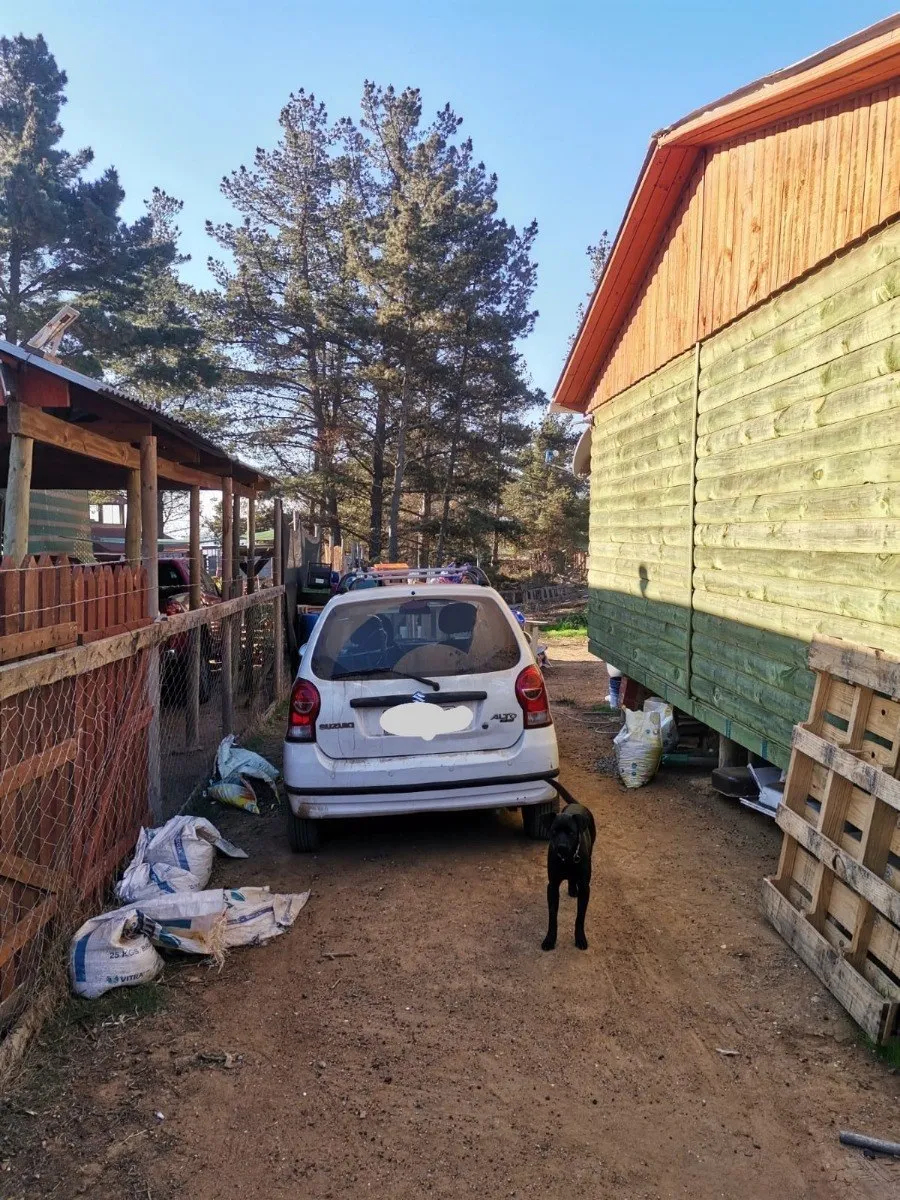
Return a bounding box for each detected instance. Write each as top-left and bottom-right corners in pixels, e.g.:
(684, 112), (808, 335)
(0, 896), (57, 973)
(221, 476), (233, 602)
(273, 497), (285, 698)
(761, 879), (897, 1044)
(140, 434), (161, 819)
(0, 586), (286, 702)
(791, 725), (900, 814)
(0, 735), (79, 798)
(8, 402), (139, 468)
(777, 804), (900, 928)
(186, 484), (202, 751)
(0, 622), (78, 664)
(125, 468), (141, 566)
(157, 457), (227, 490)
(221, 476), (234, 733)
(2, 415), (33, 564)
(246, 493), (256, 595)
(140, 437), (159, 617)
(0, 852), (69, 893)
(808, 636), (900, 701)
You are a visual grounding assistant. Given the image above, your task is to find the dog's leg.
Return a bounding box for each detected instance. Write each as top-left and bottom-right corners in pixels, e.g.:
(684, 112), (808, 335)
(542, 880), (560, 951)
(574, 882), (590, 951)
(568, 878), (578, 898)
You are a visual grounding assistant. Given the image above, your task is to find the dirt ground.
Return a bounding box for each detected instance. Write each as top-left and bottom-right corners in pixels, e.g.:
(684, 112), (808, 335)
(3, 638), (899, 1199)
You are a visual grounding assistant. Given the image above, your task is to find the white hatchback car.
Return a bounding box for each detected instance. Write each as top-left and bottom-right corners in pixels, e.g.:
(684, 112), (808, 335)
(283, 582), (560, 850)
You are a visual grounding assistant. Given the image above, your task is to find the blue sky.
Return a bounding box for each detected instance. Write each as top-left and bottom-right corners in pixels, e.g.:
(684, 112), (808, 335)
(6, 1), (896, 397)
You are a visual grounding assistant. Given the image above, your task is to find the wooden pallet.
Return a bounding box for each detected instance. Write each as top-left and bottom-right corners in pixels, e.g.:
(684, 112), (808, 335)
(763, 636), (900, 1044)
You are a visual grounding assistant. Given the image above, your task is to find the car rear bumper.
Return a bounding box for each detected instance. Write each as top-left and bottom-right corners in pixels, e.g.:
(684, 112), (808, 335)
(284, 729), (559, 819)
(287, 772), (558, 818)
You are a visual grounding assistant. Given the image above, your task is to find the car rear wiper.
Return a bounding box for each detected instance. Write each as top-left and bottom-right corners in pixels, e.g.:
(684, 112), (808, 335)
(333, 667), (439, 691)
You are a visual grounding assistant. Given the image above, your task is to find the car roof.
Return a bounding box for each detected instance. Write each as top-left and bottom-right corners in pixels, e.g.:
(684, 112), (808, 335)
(328, 583), (505, 608)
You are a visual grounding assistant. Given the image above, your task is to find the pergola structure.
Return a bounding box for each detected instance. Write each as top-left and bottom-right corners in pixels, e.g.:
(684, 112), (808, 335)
(0, 339), (285, 795)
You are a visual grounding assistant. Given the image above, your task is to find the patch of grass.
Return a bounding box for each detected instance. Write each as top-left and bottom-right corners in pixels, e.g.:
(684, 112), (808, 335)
(542, 609), (588, 636)
(589, 702), (618, 714)
(859, 1031), (900, 1069)
(56, 984), (167, 1034)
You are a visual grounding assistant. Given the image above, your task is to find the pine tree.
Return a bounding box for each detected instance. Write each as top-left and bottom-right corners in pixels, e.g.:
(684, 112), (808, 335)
(0, 33), (217, 402)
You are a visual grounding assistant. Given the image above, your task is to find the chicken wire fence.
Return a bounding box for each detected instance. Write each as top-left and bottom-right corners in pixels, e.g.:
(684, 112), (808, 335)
(0, 583), (287, 1049)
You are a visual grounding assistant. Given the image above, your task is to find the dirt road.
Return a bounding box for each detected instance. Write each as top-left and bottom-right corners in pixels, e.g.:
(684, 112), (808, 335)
(5, 639), (899, 1199)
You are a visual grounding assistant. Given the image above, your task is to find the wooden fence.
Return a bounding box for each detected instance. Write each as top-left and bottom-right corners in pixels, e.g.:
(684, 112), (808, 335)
(0, 556), (151, 664)
(0, 585), (285, 1037)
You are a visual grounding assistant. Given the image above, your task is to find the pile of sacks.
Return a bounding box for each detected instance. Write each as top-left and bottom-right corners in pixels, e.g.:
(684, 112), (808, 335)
(206, 735), (281, 815)
(70, 816), (309, 999)
(613, 697), (678, 788)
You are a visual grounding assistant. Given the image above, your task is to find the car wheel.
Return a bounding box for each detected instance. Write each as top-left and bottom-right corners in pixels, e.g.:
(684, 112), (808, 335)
(522, 799), (558, 840)
(287, 809), (320, 853)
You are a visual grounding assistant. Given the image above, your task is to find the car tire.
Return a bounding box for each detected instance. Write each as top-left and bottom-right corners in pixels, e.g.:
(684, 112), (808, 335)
(287, 809), (320, 853)
(522, 799), (558, 840)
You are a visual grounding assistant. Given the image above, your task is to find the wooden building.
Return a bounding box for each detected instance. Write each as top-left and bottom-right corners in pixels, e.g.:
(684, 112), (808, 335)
(554, 18), (900, 767)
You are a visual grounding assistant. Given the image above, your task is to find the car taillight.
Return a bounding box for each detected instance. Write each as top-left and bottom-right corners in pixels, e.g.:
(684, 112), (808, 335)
(287, 679), (321, 742)
(515, 664), (552, 729)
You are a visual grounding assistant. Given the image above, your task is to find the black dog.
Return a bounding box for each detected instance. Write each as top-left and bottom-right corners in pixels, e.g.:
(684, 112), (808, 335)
(542, 791), (596, 952)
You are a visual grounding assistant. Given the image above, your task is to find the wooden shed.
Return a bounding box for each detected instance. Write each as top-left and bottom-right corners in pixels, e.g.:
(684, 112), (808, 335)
(554, 17), (900, 767)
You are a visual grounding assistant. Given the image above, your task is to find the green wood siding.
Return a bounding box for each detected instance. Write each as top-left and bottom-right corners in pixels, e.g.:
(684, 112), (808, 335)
(587, 220), (900, 768)
(588, 349), (695, 712)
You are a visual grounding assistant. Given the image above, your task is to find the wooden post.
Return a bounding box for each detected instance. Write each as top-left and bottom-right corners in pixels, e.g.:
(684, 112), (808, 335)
(244, 492), (256, 700)
(232, 490), (241, 693)
(140, 435), (161, 819)
(221, 477), (234, 734)
(246, 494), (256, 595)
(718, 735), (746, 769)
(186, 485), (202, 750)
(125, 468), (141, 566)
(273, 497), (285, 698)
(2, 411), (33, 564)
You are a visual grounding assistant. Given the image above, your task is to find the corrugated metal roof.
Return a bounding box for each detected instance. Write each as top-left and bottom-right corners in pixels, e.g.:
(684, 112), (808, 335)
(0, 338), (274, 485)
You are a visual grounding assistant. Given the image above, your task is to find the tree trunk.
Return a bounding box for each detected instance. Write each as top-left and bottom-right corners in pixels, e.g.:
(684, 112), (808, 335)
(369, 387), (387, 559)
(436, 325), (471, 563)
(492, 405), (505, 570)
(6, 244), (21, 344)
(387, 340), (412, 561)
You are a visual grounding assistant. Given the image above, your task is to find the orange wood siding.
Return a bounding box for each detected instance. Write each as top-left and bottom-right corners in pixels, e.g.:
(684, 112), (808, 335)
(589, 81), (900, 410)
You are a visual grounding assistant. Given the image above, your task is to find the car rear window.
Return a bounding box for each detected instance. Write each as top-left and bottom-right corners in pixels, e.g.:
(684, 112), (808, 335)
(311, 594), (522, 681)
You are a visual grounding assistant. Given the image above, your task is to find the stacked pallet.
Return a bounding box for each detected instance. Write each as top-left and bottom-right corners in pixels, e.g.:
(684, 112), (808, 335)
(763, 636), (900, 1044)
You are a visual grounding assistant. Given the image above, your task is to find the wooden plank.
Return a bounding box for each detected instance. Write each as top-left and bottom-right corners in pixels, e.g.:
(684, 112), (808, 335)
(761, 880), (896, 1044)
(0, 735), (79, 799)
(808, 636), (900, 698)
(700, 294), (900, 416)
(691, 648), (809, 726)
(693, 568), (900, 629)
(0, 622), (78, 664)
(0, 895), (57, 973)
(700, 219), (900, 373)
(690, 631), (812, 701)
(0, 852), (68, 894)
(7, 402), (140, 468)
(2, 426), (33, 564)
(791, 725), (900, 814)
(0, 587), (283, 702)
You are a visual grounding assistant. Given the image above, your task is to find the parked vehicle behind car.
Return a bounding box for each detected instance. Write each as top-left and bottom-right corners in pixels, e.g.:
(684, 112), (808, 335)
(159, 556), (222, 702)
(283, 577), (559, 851)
